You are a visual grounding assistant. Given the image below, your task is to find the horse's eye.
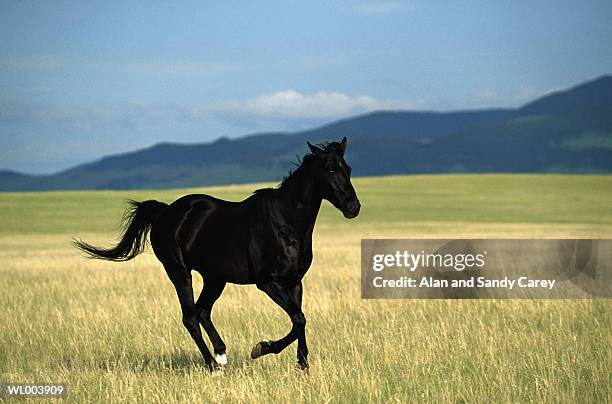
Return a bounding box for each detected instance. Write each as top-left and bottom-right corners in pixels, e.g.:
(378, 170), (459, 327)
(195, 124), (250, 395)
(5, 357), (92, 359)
(327, 169), (334, 175)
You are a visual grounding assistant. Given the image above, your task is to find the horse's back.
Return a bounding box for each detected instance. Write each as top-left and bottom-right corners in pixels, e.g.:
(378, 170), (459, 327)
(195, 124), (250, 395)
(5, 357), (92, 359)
(150, 193), (253, 283)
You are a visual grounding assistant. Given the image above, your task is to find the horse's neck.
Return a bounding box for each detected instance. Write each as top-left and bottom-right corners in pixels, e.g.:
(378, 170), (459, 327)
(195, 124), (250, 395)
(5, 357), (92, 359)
(277, 173), (322, 237)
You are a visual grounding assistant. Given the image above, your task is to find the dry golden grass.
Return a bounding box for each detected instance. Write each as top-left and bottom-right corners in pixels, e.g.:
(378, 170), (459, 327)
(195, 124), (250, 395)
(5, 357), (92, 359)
(1, 175), (611, 402)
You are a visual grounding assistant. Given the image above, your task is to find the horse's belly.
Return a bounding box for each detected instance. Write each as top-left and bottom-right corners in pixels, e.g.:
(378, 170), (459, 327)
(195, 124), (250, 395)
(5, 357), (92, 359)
(191, 245), (253, 284)
(182, 208), (254, 283)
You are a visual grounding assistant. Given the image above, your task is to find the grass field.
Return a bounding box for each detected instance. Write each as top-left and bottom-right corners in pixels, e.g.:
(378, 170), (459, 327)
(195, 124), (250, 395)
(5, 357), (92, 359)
(1, 174), (611, 403)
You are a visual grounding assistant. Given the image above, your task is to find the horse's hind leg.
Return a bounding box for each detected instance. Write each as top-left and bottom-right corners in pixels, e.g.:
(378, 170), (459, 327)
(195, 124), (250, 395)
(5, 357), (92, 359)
(165, 263), (218, 372)
(195, 279), (227, 365)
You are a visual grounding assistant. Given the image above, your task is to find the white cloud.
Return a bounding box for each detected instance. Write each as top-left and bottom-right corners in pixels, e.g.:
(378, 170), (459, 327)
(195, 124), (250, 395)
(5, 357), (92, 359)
(0, 90), (427, 136)
(354, 2), (415, 15)
(199, 90), (416, 120)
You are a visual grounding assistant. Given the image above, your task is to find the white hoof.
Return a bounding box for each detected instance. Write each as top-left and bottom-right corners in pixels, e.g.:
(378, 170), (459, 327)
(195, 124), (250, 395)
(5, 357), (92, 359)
(215, 353), (227, 366)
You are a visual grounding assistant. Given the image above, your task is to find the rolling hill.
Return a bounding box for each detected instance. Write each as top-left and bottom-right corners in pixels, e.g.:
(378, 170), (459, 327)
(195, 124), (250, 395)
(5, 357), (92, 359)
(2, 75), (611, 191)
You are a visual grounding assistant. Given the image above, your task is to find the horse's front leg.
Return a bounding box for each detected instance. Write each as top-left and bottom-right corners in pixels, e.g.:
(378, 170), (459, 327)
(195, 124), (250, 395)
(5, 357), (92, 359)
(290, 282), (308, 368)
(251, 281), (309, 369)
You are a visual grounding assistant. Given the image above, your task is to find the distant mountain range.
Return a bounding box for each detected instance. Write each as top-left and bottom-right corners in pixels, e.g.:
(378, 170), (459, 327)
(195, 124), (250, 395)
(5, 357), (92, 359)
(2, 75), (611, 191)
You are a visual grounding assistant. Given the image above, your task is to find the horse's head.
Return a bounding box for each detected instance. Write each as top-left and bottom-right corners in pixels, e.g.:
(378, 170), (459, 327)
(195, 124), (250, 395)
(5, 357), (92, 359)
(307, 137), (361, 219)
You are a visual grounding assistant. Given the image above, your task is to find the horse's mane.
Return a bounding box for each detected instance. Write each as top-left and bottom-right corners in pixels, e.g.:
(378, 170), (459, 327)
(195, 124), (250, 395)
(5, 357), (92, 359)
(253, 141), (341, 195)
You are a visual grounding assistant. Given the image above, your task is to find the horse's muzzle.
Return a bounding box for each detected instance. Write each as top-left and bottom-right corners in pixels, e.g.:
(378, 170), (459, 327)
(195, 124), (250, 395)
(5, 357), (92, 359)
(343, 199), (361, 219)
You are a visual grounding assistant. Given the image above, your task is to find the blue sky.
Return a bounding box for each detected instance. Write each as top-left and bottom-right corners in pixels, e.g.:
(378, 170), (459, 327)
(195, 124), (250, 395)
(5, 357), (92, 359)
(1, 1), (611, 174)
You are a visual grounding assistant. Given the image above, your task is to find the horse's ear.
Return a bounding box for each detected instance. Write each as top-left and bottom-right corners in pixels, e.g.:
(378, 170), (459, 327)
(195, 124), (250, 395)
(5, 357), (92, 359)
(339, 137), (347, 155)
(307, 141), (325, 159)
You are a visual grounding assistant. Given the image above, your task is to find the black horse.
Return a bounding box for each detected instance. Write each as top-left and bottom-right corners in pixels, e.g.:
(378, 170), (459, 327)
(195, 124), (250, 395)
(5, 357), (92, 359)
(74, 138), (360, 371)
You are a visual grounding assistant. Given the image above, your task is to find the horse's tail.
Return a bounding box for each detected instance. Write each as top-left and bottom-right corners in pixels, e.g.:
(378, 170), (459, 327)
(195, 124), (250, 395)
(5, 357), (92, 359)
(73, 199), (168, 261)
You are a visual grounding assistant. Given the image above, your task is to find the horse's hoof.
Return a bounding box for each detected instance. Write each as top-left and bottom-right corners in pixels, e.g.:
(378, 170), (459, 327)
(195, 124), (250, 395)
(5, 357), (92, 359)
(211, 365), (224, 377)
(251, 341), (270, 359)
(207, 360), (223, 374)
(295, 361), (309, 372)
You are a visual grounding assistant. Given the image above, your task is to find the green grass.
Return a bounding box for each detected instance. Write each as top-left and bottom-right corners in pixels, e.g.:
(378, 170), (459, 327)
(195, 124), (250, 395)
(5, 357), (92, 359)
(1, 174), (611, 403)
